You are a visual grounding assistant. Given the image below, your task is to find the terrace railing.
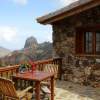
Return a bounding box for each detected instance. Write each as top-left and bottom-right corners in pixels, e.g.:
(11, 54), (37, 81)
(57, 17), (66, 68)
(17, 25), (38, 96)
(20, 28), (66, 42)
(0, 57), (62, 90)
(0, 65), (19, 80)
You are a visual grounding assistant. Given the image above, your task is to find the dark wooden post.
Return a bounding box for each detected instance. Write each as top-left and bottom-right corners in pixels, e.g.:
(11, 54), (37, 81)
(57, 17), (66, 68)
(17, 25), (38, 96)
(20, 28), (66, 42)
(58, 58), (62, 80)
(53, 57), (62, 80)
(51, 76), (54, 100)
(35, 81), (41, 100)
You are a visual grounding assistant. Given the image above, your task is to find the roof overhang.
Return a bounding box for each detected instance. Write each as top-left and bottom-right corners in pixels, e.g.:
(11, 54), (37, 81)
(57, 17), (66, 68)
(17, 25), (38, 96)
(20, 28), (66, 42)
(37, 0), (100, 25)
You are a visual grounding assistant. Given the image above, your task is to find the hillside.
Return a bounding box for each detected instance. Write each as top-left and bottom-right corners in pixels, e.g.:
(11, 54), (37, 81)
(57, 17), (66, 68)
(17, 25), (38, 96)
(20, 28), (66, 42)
(36, 42), (53, 60)
(0, 47), (11, 58)
(0, 36), (53, 66)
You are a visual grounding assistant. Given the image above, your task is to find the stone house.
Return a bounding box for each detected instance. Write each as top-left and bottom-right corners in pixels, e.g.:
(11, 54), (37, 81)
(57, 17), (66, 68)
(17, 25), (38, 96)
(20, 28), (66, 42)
(37, 0), (100, 87)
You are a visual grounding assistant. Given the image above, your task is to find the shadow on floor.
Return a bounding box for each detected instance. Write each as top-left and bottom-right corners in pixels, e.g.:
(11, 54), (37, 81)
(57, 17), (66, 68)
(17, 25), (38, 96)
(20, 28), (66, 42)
(55, 80), (100, 100)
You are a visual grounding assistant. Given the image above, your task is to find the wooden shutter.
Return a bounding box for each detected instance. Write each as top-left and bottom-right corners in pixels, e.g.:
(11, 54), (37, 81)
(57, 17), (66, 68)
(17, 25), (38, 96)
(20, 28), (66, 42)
(75, 30), (84, 54)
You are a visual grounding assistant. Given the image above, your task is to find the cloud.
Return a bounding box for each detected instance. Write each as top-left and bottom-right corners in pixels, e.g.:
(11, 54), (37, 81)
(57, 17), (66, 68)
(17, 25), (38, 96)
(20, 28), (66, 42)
(45, 33), (52, 42)
(0, 26), (18, 42)
(59, 0), (79, 6)
(11, 0), (28, 5)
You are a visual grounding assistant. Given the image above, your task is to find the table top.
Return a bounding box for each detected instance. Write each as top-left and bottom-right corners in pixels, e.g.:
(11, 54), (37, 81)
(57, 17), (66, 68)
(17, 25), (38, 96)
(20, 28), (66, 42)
(12, 71), (54, 81)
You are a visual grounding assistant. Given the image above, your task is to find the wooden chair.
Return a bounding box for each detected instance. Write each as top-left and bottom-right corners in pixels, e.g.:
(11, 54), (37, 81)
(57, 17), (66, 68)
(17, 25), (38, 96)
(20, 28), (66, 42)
(43, 64), (59, 79)
(0, 77), (32, 100)
(41, 64), (59, 96)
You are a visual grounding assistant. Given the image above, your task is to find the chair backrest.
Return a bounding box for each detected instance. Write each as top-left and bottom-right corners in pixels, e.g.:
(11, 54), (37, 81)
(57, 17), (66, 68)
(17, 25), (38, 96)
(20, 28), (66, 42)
(0, 77), (18, 98)
(43, 64), (59, 79)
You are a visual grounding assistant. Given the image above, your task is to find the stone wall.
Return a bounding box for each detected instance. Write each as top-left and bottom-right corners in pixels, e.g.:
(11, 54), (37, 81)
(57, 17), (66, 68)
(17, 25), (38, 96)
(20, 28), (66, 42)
(52, 6), (100, 87)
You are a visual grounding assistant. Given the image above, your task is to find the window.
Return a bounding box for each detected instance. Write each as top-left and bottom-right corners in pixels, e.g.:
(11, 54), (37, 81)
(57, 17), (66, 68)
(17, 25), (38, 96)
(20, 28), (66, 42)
(85, 32), (93, 54)
(96, 32), (100, 54)
(76, 26), (100, 55)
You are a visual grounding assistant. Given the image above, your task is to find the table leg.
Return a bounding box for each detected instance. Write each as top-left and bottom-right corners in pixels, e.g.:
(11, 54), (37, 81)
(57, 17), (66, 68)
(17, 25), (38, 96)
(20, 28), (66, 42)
(51, 76), (54, 100)
(35, 81), (40, 100)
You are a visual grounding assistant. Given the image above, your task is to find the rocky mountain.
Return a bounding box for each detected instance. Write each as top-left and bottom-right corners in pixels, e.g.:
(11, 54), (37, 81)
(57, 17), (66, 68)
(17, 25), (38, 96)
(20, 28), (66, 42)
(24, 36), (38, 49)
(0, 36), (53, 66)
(0, 47), (11, 58)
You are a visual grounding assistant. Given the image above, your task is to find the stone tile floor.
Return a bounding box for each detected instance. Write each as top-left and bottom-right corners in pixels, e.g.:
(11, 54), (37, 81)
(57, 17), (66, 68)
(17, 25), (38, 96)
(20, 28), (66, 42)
(27, 80), (100, 100)
(54, 80), (100, 100)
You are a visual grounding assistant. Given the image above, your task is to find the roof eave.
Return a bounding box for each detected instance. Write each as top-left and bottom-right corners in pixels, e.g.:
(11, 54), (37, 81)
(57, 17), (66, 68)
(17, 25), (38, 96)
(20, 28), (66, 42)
(37, 0), (100, 25)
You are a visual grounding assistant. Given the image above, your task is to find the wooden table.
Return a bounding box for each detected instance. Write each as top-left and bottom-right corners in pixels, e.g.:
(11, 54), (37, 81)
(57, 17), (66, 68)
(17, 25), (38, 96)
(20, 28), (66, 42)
(12, 71), (54, 100)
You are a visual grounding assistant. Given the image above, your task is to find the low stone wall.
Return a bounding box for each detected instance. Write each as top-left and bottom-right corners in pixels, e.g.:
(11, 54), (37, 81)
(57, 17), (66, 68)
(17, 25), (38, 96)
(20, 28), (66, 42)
(62, 56), (100, 87)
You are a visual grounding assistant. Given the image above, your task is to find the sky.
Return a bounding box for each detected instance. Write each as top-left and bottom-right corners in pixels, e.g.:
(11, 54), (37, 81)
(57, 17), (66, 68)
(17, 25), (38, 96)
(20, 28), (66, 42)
(0, 0), (78, 50)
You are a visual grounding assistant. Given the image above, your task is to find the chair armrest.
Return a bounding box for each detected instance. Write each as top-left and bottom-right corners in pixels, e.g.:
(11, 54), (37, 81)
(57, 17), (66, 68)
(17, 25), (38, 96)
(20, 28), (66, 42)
(41, 81), (50, 86)
(22, 86), (32, 93)
(17, 86), (33, 98)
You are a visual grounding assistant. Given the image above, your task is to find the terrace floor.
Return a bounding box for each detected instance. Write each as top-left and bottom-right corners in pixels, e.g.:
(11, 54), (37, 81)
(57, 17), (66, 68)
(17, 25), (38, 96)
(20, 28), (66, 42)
(54, 80), (100, 100)
(27, 80), (100, 100)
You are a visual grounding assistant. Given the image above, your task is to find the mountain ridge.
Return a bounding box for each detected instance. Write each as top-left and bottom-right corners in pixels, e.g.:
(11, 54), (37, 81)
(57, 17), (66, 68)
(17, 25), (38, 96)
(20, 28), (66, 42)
(0, 47), (11, 58)
(0, 36), (53, 66)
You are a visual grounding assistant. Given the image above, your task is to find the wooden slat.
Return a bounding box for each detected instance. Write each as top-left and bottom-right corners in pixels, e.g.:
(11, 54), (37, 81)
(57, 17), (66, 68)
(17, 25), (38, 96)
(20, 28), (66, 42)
(35, 58), (62, 79)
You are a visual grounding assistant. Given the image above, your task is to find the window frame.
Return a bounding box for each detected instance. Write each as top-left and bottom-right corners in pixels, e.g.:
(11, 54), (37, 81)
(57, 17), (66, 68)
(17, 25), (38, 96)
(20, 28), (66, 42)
(75, 25), (100, 55)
